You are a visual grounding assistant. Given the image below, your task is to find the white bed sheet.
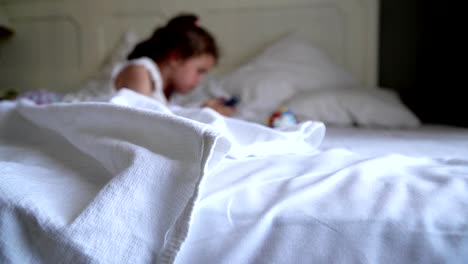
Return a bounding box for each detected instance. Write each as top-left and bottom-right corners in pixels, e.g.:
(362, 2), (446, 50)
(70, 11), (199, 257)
(1, 92), (468, 263)
(178, 124), (468, 263)
(322, 126), (468, 159)
(177, 135), (468, 263)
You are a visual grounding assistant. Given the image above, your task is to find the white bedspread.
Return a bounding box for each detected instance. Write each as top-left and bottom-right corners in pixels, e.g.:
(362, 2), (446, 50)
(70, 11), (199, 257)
(0, 90), (325, 263)
(1, 90), (467, 263)
(0, 99), (230, 263)
(178, 151), (468, 263)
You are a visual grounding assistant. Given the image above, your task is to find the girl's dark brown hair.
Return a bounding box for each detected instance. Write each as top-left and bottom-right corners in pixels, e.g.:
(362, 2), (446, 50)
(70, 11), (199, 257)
(127, 13), (219, 63)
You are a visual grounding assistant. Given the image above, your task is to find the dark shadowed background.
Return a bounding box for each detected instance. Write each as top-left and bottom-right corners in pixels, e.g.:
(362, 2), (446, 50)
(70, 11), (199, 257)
(379, 0), (467, 127)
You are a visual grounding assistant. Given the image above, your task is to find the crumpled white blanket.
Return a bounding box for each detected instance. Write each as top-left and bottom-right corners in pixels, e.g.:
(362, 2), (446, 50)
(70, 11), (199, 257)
(0, 90), (325, 263)
(112, 89), (325, 158)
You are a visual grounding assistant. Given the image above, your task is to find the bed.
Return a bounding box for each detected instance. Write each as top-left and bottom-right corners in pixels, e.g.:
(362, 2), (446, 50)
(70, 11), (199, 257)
(1, 0), (468, 263)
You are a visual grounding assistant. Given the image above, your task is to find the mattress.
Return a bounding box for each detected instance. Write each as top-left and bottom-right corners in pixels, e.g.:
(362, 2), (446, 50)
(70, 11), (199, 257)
(323, 125), (468, 159)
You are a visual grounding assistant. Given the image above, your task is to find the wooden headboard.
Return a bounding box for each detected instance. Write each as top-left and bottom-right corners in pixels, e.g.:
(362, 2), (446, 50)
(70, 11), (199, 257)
(0, 0), (378, 92)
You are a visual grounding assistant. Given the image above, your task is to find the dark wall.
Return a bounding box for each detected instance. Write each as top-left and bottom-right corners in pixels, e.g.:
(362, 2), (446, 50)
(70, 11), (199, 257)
(379, 0), (467, 127)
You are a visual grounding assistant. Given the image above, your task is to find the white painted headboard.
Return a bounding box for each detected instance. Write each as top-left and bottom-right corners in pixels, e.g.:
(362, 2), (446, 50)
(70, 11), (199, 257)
(0, 0), (378, 92)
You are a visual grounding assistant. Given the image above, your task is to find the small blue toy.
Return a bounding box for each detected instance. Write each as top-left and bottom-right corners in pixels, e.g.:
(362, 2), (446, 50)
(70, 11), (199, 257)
(268, 106), (297, 128)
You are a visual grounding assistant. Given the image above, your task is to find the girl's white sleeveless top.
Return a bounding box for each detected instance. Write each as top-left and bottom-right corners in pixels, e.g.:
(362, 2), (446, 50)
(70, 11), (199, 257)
(110, 57), (167, 104)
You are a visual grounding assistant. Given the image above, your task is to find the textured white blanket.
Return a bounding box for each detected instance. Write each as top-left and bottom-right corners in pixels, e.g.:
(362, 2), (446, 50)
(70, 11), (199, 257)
(0, 90), (325, 263)
(0, 100), (229, 263)
(113, 89), (325, 158)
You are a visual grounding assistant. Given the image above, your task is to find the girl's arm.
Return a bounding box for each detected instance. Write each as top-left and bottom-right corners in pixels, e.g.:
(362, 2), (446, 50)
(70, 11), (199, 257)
(202, 97), (236, 117)
(114, 65), (154, 97)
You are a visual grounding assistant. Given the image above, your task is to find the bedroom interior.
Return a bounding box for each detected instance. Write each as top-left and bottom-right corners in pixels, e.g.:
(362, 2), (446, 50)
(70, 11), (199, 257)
(0, 0), (466, 127)
(0, 0), (377, 88)
(1, 0), (467, 263)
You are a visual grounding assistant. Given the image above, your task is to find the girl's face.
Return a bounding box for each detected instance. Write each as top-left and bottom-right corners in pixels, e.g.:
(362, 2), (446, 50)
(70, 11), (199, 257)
(170, 54), (215, 94)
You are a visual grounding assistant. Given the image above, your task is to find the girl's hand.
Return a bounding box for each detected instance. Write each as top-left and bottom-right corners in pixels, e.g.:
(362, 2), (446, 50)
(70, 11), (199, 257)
(202, 97), (236, 117)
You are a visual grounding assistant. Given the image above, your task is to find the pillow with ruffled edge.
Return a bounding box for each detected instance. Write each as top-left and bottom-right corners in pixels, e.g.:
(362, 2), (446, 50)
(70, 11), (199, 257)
(286, 88), (421, 128)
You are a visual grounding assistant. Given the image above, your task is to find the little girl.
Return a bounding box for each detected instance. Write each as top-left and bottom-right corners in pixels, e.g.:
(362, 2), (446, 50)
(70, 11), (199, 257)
(112, 13), (235, 116)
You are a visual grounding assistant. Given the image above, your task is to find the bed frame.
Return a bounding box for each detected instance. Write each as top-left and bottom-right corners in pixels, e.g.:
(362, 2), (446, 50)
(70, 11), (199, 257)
(0, 0), (378, 92)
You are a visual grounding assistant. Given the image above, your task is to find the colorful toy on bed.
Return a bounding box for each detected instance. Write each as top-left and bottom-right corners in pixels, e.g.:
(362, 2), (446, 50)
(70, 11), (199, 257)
(268, 106), (297, 129)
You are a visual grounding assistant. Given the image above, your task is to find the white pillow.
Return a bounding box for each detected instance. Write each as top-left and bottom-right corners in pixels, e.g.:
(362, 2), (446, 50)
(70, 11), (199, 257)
(251, 34), (356, 90)
(64, 32), (140, 102)
(287, 88), (421, 128)
(218, 33), (356, 122)
(287, 89), (353, 127)
(93, 31), (140, 82)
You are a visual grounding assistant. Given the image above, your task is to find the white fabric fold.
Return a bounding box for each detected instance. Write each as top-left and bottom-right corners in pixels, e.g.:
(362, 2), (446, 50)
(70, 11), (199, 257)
(112, 89), (326, 158)
(0, 90), (325, 264)
(0, 99), (230, 263)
